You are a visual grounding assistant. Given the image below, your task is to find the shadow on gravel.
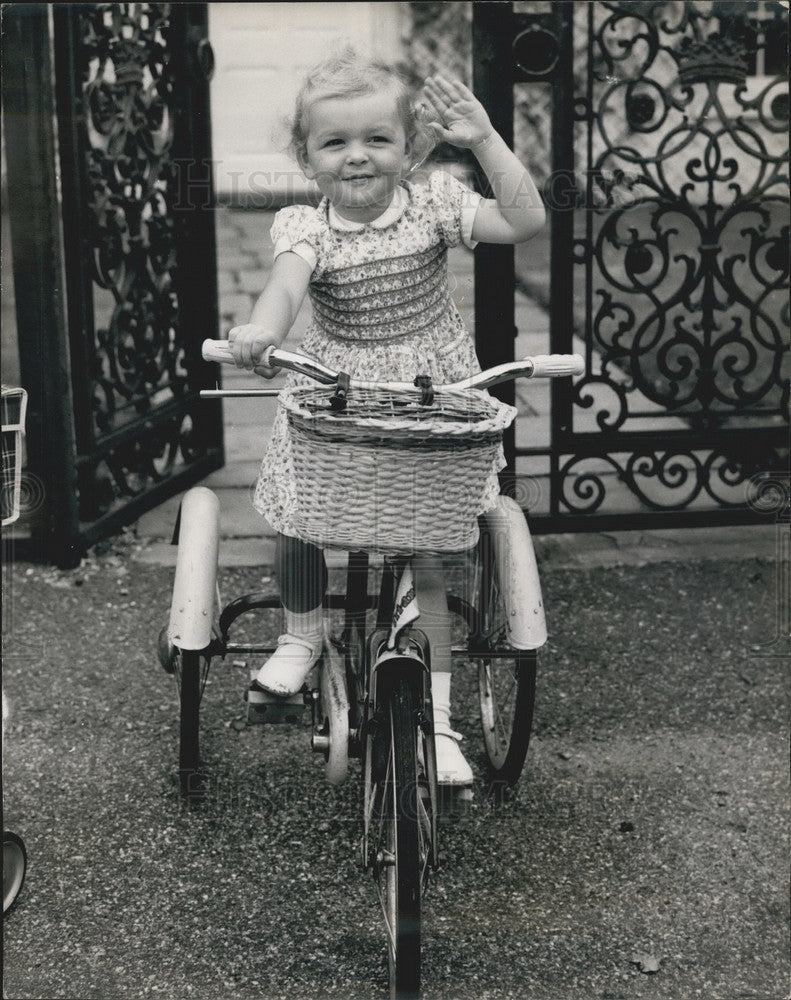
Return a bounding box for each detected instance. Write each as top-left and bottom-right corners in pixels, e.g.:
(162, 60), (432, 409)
(2, 540), (788, 1000)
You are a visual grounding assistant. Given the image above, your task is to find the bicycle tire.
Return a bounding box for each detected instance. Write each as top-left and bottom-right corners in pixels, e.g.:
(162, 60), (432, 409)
(3, 831), (27, 914)
(174, 647), (208, 798)
(479, 647), (536, 788)
(474, 515), (538, 790)
(371, 673), (422, 1000)
(164, 487), (219, 798)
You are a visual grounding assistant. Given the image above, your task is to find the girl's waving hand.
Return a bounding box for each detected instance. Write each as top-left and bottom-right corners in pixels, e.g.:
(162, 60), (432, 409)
(422, 74), (546, 244)
(421, 75), (494, 150)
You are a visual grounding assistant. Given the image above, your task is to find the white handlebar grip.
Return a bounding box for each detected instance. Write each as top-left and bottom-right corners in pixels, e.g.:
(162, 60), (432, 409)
(529, 354), (585, 377)
(202, 339), (234, 363)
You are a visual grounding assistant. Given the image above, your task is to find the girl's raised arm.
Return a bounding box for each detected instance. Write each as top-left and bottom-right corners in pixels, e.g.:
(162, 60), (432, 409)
(422, 75), (546, 245)
(228, 251), (312, 377)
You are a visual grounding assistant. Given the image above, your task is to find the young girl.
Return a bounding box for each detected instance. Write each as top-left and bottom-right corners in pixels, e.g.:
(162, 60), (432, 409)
(229, 52), (545, 786)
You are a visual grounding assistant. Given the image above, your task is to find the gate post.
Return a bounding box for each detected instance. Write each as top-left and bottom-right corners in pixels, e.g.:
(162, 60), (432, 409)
(2, 4), (82, 567)
(546, 3), (575, 521)
(472, 1), (516, 482)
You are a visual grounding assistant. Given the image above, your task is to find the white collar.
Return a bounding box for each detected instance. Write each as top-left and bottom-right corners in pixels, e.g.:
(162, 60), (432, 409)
(326, 184), (408, 232)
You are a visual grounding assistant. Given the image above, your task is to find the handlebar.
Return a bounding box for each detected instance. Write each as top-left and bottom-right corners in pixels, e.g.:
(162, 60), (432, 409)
(201, 339), (583, 396)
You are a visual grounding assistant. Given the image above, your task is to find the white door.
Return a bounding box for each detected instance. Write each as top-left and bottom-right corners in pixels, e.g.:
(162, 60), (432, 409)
(209, 2), (407, 203)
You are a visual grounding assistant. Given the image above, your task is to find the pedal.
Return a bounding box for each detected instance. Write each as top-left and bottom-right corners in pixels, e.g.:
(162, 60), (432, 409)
(244, 668), (312, 725)
(437, 784), (473, 822)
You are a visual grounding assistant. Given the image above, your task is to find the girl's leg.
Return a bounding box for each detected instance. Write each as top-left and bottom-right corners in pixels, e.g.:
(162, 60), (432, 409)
(412, 555), (473, 786)
(254, 533), (327, 695)
(276, 532), (328, 612)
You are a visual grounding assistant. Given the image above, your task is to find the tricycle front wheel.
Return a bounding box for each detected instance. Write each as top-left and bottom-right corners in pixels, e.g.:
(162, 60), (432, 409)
(367, 669), (424, 1000)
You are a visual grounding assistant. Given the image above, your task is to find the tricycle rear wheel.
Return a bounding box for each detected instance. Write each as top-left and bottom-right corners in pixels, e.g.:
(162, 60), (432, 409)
(473, 513), (538, 791)
(174, 648), (210, 797)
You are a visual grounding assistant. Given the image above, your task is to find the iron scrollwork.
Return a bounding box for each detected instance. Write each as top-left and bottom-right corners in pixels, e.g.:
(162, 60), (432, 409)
(559, 443), (781, 515)
(562, 0), (789, 517)
(70, 4), (215, 518)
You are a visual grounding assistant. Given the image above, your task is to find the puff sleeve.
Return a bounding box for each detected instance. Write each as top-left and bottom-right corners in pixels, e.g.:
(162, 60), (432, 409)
(270, 205), (323, 272)
(428, 170), (482, 250)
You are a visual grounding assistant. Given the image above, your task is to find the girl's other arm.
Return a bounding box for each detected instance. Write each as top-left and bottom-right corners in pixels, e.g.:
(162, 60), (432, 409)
(228, 251), (312, 376)
(469, 131), (546, 243)
(422, 75), (546, 244)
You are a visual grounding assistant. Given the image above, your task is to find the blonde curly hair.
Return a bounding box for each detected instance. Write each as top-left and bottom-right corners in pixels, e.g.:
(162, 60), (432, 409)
(288, 48), (436, 174)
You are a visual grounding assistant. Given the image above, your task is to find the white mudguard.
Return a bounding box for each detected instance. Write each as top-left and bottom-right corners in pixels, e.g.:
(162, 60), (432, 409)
(481, 495), (547, 650)
(167, 487), (220, 651)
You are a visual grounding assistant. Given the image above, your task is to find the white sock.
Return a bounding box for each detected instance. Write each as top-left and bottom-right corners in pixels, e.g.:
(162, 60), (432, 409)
(432, 671), (452, 732)
(430, 671), (473, 784)
(284, 605), (324, 643)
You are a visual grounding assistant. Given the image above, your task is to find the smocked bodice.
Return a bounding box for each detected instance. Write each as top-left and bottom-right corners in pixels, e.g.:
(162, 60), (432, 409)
(308, 244), (451, 343)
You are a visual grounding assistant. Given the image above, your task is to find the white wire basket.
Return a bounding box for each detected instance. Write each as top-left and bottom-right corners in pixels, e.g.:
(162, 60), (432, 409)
(2, 386), (28, 527)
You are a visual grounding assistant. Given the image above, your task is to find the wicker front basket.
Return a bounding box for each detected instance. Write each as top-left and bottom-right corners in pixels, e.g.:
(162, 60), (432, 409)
(281, 384), (517, 553)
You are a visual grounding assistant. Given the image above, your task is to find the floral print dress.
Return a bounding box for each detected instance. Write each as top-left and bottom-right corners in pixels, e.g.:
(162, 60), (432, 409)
(252, 170), (506, 542)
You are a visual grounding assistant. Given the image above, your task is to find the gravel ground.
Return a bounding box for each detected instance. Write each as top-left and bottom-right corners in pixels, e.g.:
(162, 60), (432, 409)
(2, 535), (788, 1000)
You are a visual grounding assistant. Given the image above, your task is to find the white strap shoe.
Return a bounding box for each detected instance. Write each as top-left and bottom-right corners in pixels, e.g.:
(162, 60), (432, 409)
(253, 633), (323, 697)
(433, 721), (473, 786)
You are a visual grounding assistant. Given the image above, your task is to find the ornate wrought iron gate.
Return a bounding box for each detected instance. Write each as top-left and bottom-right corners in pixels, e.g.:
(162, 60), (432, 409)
(3, 4), (222, 567)
(473, 0), (789, 531)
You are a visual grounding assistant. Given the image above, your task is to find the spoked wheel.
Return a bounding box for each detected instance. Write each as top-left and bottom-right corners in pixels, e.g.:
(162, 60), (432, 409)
(370, 673), (425, 1000)
(172, 647), (212, 798)
(473, 514), (538, 791)
(478, 646), (536, 789)
(3, 831), (27, 914)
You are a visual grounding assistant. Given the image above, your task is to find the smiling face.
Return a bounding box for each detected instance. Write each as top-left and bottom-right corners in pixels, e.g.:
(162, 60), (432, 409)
(300, 91), (412, 223)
